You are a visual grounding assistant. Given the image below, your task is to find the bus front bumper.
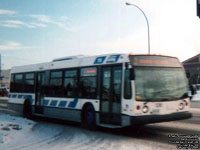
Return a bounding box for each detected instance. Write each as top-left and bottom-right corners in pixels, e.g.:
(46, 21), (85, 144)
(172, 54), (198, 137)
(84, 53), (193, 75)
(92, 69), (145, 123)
(130, 111), (192, 125)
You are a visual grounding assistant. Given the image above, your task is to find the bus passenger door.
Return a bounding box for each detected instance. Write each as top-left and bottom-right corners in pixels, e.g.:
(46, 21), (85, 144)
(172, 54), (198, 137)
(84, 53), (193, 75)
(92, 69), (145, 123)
(100, 66), (122, 125)
(35, 72), (45, 114)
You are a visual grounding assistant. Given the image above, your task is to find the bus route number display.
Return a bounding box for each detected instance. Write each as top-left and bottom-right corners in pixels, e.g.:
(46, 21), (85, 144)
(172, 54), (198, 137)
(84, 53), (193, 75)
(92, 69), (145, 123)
(130, 55), (182, 67)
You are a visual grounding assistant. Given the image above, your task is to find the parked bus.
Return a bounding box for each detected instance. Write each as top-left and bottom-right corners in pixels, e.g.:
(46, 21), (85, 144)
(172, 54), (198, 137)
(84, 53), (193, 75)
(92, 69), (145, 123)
(8, 54), (191, 128)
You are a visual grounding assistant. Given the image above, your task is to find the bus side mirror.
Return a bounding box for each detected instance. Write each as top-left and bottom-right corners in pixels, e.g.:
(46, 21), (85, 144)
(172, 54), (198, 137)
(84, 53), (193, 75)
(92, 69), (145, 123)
(125, 63), (135, 80)
(130, 68), (135, 80)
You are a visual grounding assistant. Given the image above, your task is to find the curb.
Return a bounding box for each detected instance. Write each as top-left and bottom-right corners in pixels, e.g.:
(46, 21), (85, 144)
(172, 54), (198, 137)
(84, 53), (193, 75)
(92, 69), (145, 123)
(0, 97), (8, 100)
(0, 104), (7, 109)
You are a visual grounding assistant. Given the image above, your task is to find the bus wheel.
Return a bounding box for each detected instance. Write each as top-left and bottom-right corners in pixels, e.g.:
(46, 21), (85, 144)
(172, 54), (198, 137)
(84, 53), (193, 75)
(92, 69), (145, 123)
(82, 105), (96, 130)
(23, 100), (32, 119)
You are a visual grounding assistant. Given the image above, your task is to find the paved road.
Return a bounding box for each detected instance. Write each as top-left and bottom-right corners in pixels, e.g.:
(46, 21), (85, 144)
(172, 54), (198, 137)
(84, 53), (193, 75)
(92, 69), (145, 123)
(191, 101), (200, 109)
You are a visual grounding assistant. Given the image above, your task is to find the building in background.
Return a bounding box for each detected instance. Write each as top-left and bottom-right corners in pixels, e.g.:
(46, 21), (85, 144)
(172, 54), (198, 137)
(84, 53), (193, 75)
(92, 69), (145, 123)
(1, 69), (10, 89)
(183, 54), (200, 85)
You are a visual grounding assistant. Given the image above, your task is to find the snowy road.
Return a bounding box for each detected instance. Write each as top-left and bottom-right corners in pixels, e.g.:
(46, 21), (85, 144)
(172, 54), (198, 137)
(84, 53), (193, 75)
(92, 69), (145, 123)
(0, 114), (199, 150)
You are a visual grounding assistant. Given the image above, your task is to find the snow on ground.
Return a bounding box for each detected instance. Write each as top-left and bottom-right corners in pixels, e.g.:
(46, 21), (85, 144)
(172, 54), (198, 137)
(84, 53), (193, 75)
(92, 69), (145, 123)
(0, 114), (175, 150)
(191, 90), (200, 101)
(0, 114), (36, 144)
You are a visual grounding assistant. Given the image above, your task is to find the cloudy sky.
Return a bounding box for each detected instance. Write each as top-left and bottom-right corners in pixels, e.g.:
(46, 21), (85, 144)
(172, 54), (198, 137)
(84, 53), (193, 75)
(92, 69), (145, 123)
(0, 0), (199, 69)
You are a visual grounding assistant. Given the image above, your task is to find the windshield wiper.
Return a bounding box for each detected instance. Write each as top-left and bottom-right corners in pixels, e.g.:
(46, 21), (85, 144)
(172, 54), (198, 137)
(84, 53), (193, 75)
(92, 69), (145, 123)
(153, 89), (174, 97)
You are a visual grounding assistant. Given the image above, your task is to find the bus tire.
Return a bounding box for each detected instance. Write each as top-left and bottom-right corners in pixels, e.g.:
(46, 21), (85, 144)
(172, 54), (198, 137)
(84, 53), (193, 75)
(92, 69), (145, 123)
(82, 104), (96, 130)
(23, 100), (32, 119)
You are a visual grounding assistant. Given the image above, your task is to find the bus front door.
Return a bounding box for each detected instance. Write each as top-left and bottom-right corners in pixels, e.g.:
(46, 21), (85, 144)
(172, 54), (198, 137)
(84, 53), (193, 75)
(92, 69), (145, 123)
(100, 66), (122, 125)
(35, 72), (45, 114)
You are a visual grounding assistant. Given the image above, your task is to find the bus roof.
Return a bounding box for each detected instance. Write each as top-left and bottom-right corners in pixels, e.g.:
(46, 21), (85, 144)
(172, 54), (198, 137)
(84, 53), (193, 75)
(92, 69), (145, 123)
(11, 53), (129, 73)
(10, 53), (180, 73)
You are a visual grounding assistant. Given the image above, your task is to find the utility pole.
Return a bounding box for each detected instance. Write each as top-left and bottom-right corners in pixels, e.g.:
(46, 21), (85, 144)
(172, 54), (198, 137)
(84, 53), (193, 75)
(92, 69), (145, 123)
(197, 0), (200, 18)
(125, 2), (150, 54)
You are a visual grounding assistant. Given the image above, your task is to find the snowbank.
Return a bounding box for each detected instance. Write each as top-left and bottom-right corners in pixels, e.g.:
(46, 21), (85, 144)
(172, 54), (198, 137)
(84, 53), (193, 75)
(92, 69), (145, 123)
(0, 114), (36, 144)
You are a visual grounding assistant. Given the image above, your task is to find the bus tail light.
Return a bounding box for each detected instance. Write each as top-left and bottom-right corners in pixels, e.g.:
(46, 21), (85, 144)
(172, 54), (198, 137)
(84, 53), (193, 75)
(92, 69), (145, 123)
(142, 106), (149, 113)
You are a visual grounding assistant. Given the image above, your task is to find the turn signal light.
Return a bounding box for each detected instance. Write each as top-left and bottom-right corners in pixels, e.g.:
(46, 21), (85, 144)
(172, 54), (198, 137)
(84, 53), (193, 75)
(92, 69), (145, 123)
(185, 101), (188, 106)
(183, 100), (188, 106)
(136, 105), (140, 110)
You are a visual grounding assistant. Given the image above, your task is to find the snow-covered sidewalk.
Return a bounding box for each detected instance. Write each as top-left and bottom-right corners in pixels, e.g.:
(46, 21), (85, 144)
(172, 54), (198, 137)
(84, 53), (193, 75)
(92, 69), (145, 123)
(0, 114), (36, 144)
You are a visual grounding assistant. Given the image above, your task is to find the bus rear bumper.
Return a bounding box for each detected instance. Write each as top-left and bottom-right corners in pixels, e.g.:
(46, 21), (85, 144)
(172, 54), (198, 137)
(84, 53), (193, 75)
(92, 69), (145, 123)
(130, 111), (192, 125)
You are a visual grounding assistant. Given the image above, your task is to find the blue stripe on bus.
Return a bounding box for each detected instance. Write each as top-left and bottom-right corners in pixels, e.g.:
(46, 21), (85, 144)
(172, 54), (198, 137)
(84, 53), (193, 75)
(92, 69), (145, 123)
(18, 95), (23, 99)
(24, 95), (32, 99)
(94, 56), (106, 64)
(58, 101), (67, 107)
(68, 98), (78, 108)
(106, 54), (120, 63)
(50, 100), (58, 107)
(44, 99), (49, 106)
(12, 95), (17, 98)
(9, 94), (34, 105)
(24, 95), (34, 105)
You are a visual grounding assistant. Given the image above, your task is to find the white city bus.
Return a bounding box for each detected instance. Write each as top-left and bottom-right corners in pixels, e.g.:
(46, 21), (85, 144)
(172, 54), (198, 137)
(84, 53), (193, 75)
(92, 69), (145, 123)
(8, 54), (191, 128)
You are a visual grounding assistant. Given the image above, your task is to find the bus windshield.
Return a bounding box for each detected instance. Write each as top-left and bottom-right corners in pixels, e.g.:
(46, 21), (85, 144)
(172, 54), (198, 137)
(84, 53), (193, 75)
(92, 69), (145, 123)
(134, 67), (188, 101)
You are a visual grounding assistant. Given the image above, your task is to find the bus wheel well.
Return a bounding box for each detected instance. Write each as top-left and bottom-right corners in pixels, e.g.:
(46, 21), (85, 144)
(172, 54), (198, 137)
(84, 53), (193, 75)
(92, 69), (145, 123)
(23, 99), (32, 119)
(81, 103), (94, 119)
(24, 99), (32, 107)
(81, 103), (96, 130)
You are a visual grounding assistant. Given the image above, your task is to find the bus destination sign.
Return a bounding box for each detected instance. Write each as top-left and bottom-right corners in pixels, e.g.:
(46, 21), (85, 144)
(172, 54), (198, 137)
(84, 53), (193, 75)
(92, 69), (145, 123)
(130, 55), (182, 67)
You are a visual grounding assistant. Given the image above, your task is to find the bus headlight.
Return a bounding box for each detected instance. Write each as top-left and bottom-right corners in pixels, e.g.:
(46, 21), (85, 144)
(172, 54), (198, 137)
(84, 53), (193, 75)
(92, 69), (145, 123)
(142, 105), (149, 113)
(179, 103), (184, 110)
(136, 105), (140, 110)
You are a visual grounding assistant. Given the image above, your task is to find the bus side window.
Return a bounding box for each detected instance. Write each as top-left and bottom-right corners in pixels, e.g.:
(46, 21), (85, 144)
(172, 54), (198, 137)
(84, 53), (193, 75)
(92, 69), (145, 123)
(64, 70), (78, 98)
(24, 73), (35, 93)
(124, 69), (132, 99)
(13, 74), (24, 93)
(49, 71), (63, 97)
(10, 74), (15, 92)
(79, 67), (97, 99)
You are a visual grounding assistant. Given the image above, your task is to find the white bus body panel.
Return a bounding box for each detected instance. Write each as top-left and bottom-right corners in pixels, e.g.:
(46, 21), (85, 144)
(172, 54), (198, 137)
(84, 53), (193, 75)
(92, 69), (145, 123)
(11, 53), (129, 74)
